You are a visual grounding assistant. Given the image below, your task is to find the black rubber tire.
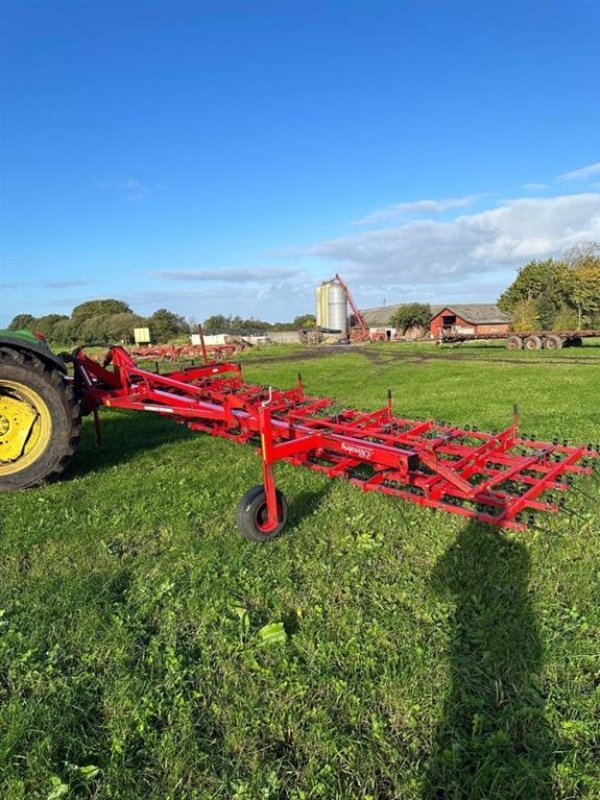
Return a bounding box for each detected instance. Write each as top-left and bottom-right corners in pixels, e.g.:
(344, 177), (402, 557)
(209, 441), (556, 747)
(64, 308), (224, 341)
(506, 336), (523, 350)
(524, 335), (543, 351)
(0, 347), (81, 491)
(543, 335), (563, 350)
(236, 485), (289, 542)
(569, 336), (583, 348)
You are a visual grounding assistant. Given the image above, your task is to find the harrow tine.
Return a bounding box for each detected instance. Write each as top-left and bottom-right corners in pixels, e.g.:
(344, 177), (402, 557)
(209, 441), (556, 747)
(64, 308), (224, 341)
(568, 483), (599, 504)
(93, 409), (103, 448)
(528, 518), (557, 536)
(560, 504), (588, 522)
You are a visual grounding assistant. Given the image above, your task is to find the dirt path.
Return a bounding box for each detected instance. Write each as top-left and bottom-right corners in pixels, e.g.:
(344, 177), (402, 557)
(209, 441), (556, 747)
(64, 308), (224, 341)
(246, 345), (600, 368)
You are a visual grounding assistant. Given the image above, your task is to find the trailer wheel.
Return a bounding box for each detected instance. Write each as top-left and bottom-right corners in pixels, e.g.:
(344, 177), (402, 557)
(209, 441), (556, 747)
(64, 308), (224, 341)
(506, 336), (523, 350)
(543, 335), (563, 350)
(524, 335), (543, 351)
(569, 336), (583, 347)
(236, 485), (289, 542)
(0, 348), (81, 490)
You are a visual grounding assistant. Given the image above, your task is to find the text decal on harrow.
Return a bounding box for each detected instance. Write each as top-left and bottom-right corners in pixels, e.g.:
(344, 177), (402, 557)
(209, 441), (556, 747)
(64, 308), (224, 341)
(73, 347), (599, 541)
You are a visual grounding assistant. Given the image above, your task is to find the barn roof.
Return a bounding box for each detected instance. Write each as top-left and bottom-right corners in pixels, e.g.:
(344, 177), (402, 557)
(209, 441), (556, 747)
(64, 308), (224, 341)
(430, 304), (511, 324)
(361, 304), (404, 327)
(360, 303), (510, 327)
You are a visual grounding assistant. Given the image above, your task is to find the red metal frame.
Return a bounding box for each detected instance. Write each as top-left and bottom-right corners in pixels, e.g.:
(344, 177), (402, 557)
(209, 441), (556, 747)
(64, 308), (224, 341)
(129, 342), (247, 361)
(73, 346), (598, 534)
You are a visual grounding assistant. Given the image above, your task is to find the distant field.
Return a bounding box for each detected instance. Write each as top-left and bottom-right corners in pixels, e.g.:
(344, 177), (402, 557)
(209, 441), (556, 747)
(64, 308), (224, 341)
(1, 345), (599, 799)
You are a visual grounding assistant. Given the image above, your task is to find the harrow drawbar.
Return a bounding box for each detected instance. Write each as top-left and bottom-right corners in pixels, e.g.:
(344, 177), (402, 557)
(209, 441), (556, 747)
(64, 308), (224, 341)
(73, 346), (599, 540)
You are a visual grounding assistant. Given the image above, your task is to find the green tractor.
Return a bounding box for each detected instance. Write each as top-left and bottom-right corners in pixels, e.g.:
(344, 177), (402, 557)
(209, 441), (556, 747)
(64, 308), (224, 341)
(0, 330), (81, 491)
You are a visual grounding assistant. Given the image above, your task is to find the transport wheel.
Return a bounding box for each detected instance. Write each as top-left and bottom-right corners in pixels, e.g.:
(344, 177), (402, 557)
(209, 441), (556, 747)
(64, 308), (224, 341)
(570, 336), (583, 347)
(524, 335), (543, 351)
(0, 348), (81, 491)
(506, 336), (523, 350)
(543, 335), (563, 350)
(236, 485), (289, 542)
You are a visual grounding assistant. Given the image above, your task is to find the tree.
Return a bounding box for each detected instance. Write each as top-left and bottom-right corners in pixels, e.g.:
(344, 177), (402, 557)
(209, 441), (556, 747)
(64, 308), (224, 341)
(239, 317), (271, 332)
(292, 314), (316, 329)
(35, 314), (69, 341)
(511, 300), (540, 332)
(560, 242), (600, 327)
(202, 314), (273, 333)
(104, 313), (148, 343)
(563, 241), (600, 269)
(552, 305), (579, 331)
(390, 303), (432, 334)
(52, 318), (77, 345)
(203, 314), (229, 332)
(535, 293), (556, 330)
(498, 245), (600, 330)
(79, 314), (111, 343)
(8, 313), (36, 331)
(71, 299), (132, 321)
(498, 259), (564, 314)
(148, 308), (189, 342)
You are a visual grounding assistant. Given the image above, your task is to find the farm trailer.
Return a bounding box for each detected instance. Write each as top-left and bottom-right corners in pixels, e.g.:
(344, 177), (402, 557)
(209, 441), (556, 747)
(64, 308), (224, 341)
(0, 331), (598, 539)
(439, 329), (600, 350)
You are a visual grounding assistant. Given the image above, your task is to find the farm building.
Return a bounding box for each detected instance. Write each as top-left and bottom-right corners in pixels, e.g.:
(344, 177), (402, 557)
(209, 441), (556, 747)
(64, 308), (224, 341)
(429, 304), (511, 337)
(359, 305), (405, 340)
(360, 303), (511, 339)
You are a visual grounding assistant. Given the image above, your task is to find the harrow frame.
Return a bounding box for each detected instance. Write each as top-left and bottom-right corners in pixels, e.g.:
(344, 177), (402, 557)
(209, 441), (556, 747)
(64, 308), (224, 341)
(73, 346), (598, 539)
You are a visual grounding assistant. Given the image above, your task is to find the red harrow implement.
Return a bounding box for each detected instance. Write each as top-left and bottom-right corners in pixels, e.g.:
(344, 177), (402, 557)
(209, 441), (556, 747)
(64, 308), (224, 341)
(73, 346), (598, 541)
(129, 342), (248, 361)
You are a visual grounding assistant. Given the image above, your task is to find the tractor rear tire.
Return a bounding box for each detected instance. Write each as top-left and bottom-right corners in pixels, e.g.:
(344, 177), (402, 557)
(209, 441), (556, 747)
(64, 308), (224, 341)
(0, 348), (81, 491)
(236, 485), (289, 542)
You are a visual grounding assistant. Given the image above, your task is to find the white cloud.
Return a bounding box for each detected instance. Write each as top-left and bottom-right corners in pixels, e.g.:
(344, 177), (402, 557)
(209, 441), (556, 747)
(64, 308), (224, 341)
(96, 177), (155, 201)
(558, 162), (600, 182)
(123, 272), (317, 322)
(307, 193), (600, 299)
(121, 177), (150, 202)
(521, 183), (547, 191)
(353, 196), (479, 225)
(44, 279), (95, 289)
(151, 267), (301, 283)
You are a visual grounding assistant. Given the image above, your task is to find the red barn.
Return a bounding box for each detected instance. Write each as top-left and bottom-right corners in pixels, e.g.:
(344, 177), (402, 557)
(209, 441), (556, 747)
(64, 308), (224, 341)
(430, 304), (511, 338)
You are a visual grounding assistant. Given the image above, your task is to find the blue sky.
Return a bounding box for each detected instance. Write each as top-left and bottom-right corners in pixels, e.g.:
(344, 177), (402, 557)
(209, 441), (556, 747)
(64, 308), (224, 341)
(1, 0), (599, 326)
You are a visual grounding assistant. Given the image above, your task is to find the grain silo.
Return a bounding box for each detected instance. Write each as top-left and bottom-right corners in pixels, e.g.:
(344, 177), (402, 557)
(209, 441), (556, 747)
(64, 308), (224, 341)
(315, 277), (348, 333)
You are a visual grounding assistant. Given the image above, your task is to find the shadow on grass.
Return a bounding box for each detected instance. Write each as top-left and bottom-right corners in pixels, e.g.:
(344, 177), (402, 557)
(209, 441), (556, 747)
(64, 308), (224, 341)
(423, 522), (555, 800)
(67, 410), (199, 479)
(67, 411), (334, 531)
(286, 483), (333, 532)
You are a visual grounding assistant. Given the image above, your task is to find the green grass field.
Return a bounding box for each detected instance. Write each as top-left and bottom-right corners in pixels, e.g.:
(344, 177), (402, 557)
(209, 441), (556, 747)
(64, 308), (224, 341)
(1, 344), (599, 799)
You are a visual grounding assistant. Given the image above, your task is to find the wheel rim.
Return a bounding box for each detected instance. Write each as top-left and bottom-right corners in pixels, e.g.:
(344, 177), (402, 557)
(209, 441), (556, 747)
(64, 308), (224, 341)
(254, 501), (281, 533)
(0, 380), (52, 475)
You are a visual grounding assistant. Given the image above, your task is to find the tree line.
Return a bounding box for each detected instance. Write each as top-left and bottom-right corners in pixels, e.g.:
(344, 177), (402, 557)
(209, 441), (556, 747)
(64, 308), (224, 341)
(497, 242), (600, 331)
(7, 300), (317, 344)
(201, 313), (316, 333)
(8, 300), (189, 345)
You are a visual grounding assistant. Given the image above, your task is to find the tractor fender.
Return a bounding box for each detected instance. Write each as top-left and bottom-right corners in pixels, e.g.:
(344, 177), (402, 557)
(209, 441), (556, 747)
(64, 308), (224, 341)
(0, 334), (68, 374)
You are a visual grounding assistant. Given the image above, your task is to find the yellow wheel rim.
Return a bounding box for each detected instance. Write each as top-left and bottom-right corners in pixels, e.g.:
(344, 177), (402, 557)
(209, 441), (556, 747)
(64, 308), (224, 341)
(0, 381), (52, 476)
